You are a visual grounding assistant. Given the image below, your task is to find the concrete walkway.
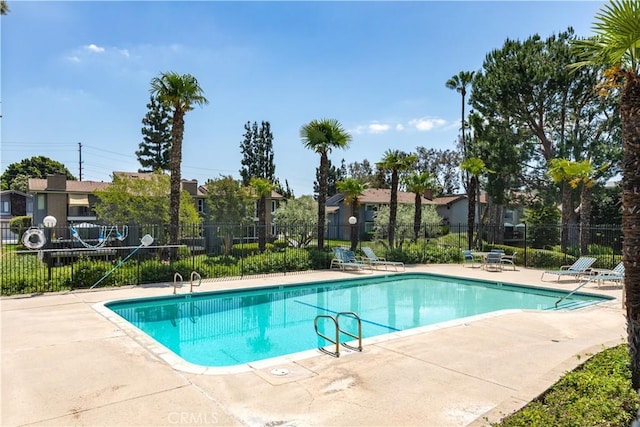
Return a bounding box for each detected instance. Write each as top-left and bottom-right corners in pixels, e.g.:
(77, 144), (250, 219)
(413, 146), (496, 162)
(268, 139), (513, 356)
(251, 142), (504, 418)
(1, 265), (626, 426)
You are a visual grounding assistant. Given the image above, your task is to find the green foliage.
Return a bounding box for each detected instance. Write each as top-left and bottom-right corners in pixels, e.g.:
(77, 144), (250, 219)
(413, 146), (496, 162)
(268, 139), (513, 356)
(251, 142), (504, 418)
(495, 344), (639, 427)
(94, 172), (199, 227)
(240, 121), (276, 185)
(1, 156), (76, 191)
(373, 205), (441, 243)
(137, 95), (172, 173)
(274, 196), (318, 247)
(204, 175), (252, 224)
(9, 216), (32, 237)
(522, 200), (561, 249)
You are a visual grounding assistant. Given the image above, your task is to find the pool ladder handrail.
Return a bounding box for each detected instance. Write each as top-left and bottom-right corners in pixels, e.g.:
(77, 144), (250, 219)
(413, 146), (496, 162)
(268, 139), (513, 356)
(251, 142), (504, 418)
(314, 311), (363, 358)
(190, 271), (202, 293)
(555, 279), (590, 308)
(173, 272), (183, 295)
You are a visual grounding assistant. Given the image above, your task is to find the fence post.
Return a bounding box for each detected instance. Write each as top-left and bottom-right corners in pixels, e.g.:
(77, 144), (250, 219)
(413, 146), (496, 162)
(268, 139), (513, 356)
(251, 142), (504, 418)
(523, 223), (527, 268)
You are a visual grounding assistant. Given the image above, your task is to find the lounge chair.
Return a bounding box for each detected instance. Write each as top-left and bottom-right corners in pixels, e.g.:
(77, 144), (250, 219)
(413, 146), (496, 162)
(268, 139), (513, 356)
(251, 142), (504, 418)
(361, 247), (405, 271)
(462, 250), (478, 268)
(541, 256), (597, 282)
(330, 247), (370, 271)
(584, 261), (624, 288)
(500, 251), (518, 270)
(483, 252), (503, 272)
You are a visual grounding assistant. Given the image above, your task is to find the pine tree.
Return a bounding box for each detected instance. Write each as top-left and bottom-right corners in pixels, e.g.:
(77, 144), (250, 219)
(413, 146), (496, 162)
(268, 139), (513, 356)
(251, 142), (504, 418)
(136, 95), (172, 173)
(239, 121), (275, 185)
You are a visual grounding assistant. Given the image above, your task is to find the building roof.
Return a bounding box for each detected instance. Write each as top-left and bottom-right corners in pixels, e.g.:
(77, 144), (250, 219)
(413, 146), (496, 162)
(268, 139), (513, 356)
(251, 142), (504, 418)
(432, 193), (489, 206)
(358, 188), (435, 205)
(28, 178), (110, 193)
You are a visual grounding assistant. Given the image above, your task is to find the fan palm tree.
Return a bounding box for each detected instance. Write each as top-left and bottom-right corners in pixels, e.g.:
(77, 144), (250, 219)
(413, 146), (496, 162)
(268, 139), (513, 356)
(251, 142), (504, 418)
(571, 0), (640, 388)
(300, 119), (352, 250)
(1, 1), (9, 15)
(460, 157), (491, 250)
(336, 178), (368, 251)
(250, 177), (276, 253)
(548, 158), (579, 253)
(446, 71), (476, 156)
(376, 150), (418, 248)
(150, 72), (208, 247)
(403, 171), (436, 242)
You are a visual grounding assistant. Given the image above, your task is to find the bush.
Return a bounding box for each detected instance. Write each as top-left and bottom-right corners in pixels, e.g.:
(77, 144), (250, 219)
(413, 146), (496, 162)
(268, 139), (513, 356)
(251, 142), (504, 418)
(9, 216), (32, 241)
(495, 344), (639, 427)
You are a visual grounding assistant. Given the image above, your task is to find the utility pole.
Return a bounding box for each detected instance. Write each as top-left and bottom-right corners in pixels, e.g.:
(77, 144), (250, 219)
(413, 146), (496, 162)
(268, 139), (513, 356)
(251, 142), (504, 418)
(78, 142), (83, 181)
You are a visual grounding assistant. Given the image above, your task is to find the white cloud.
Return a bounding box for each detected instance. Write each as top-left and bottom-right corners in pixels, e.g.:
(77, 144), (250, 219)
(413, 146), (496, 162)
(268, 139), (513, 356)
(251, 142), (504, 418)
(67, 55), (81, 63)
(368, 123), (390, 134)
(408, 117), (447, 131)
(396, 123), (404, 131)
(85, 43), (105, 53)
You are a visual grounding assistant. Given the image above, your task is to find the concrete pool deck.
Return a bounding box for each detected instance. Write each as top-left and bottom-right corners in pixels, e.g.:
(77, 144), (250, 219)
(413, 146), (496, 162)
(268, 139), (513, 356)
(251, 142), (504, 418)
(2, 264), (625, 426)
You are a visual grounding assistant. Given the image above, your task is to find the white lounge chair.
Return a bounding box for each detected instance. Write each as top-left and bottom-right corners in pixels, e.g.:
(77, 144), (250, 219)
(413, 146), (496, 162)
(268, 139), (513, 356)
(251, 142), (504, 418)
(483, 252), (503, 272)
(500, 251), (518, 270)
(361, 247), (405, 271)
(330, 247), (369, 271)
(584, 261), (624, 288)
(541, 257), (597, 282)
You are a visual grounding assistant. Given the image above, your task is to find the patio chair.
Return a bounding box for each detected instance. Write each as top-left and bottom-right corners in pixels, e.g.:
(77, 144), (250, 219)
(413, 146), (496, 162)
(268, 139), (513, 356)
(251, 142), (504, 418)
(500, 251), (518, 270)
(361, 247), (405, 271)
(462, 250), (475, 267)
(583, 261), (625, 288)
(541, 256), (597, 282)
(330, 247), (369, 271)
(483, 252), (503, 272)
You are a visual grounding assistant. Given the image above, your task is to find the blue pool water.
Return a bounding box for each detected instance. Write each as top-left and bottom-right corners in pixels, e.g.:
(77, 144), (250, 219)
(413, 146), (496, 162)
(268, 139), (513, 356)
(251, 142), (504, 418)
(106, 273), (610, 367)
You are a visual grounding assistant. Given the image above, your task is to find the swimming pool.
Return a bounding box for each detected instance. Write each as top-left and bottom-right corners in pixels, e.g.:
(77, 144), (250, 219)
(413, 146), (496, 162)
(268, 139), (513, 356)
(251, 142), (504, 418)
(102, 273), (610, 370)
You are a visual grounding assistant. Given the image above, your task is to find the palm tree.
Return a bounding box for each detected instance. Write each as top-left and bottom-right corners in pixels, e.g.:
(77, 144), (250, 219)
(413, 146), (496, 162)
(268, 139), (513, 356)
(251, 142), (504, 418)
(250, 177), (276, 253)
(403, 171), (436, 242)
(548, 158), (578, 254)
(150, 72), (208, 247)
(460, 157), (491, 250)
(1, 1), (9, 15)
(571, 0), (640, 388)
(300, 119), (352, 250)
(376, 150), (418, 248)
(336, 178), (368, 251)
(446, 71), (476, 156)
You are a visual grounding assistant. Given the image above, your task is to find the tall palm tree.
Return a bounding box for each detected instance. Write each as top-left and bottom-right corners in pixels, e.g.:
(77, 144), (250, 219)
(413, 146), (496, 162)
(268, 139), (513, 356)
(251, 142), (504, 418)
(1, 1), (9, 15)
(571, 0), (640, 388)
(336, 178), (368, 251)
(300, 119), (352, 250)
(403, 171), (436, 242)
(250, 177), (276, 253)
(150, 72), (208, 247)
(446, 71), (476, 156)
(376, 150), (418, 248)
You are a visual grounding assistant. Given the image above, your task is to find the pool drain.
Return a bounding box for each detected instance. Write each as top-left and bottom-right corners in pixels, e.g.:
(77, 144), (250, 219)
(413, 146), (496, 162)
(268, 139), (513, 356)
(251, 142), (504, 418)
(271, 368), (289, 376)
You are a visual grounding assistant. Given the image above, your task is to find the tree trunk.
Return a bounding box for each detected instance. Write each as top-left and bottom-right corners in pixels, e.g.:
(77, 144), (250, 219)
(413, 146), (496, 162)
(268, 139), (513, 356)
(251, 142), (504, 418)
(621, 73), (640, 389)
(579, 184), (592, 256)
(413, 193), (422, 242)
(317, 152), (328, 250)
(560, 182), (572, 253)
(350, 201), (359, 251)
(388, 170), (399, 248)
(258, 194), (266, 253)
(169, 110), (184, 253)
(467, 176), (476, 249)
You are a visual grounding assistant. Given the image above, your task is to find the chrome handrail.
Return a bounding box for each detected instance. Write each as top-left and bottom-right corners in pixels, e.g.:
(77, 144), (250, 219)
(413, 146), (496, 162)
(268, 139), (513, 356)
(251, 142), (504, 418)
(337, 311), (363, 352)
(190, 271), (202, 293)
(314, 314), (340, 357)
(173, 272), (183, 295)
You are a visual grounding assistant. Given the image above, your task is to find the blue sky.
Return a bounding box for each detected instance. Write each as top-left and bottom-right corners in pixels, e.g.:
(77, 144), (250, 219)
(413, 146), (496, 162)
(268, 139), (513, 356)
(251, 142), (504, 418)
(1, 1), (604, 196)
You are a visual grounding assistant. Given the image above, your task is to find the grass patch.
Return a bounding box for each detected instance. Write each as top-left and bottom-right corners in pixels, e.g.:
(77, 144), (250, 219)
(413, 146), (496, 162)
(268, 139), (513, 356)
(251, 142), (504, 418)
(494, 344), (639, 426)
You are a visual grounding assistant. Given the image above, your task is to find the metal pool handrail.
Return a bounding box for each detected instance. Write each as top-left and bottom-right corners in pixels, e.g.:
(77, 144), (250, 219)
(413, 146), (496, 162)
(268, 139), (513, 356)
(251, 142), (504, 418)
(173, 273), (183, 295)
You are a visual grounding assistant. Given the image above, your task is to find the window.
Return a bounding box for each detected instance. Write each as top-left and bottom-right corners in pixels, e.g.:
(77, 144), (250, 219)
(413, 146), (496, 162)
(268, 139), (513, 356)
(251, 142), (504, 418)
(197, 199), (205, 213)
(1, 201), (9, 213)
(271, 200), (277, 213)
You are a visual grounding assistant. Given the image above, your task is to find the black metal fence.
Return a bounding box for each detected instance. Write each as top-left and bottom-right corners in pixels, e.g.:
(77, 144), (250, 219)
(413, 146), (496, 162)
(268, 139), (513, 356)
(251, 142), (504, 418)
(0, 221), (623, 296)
